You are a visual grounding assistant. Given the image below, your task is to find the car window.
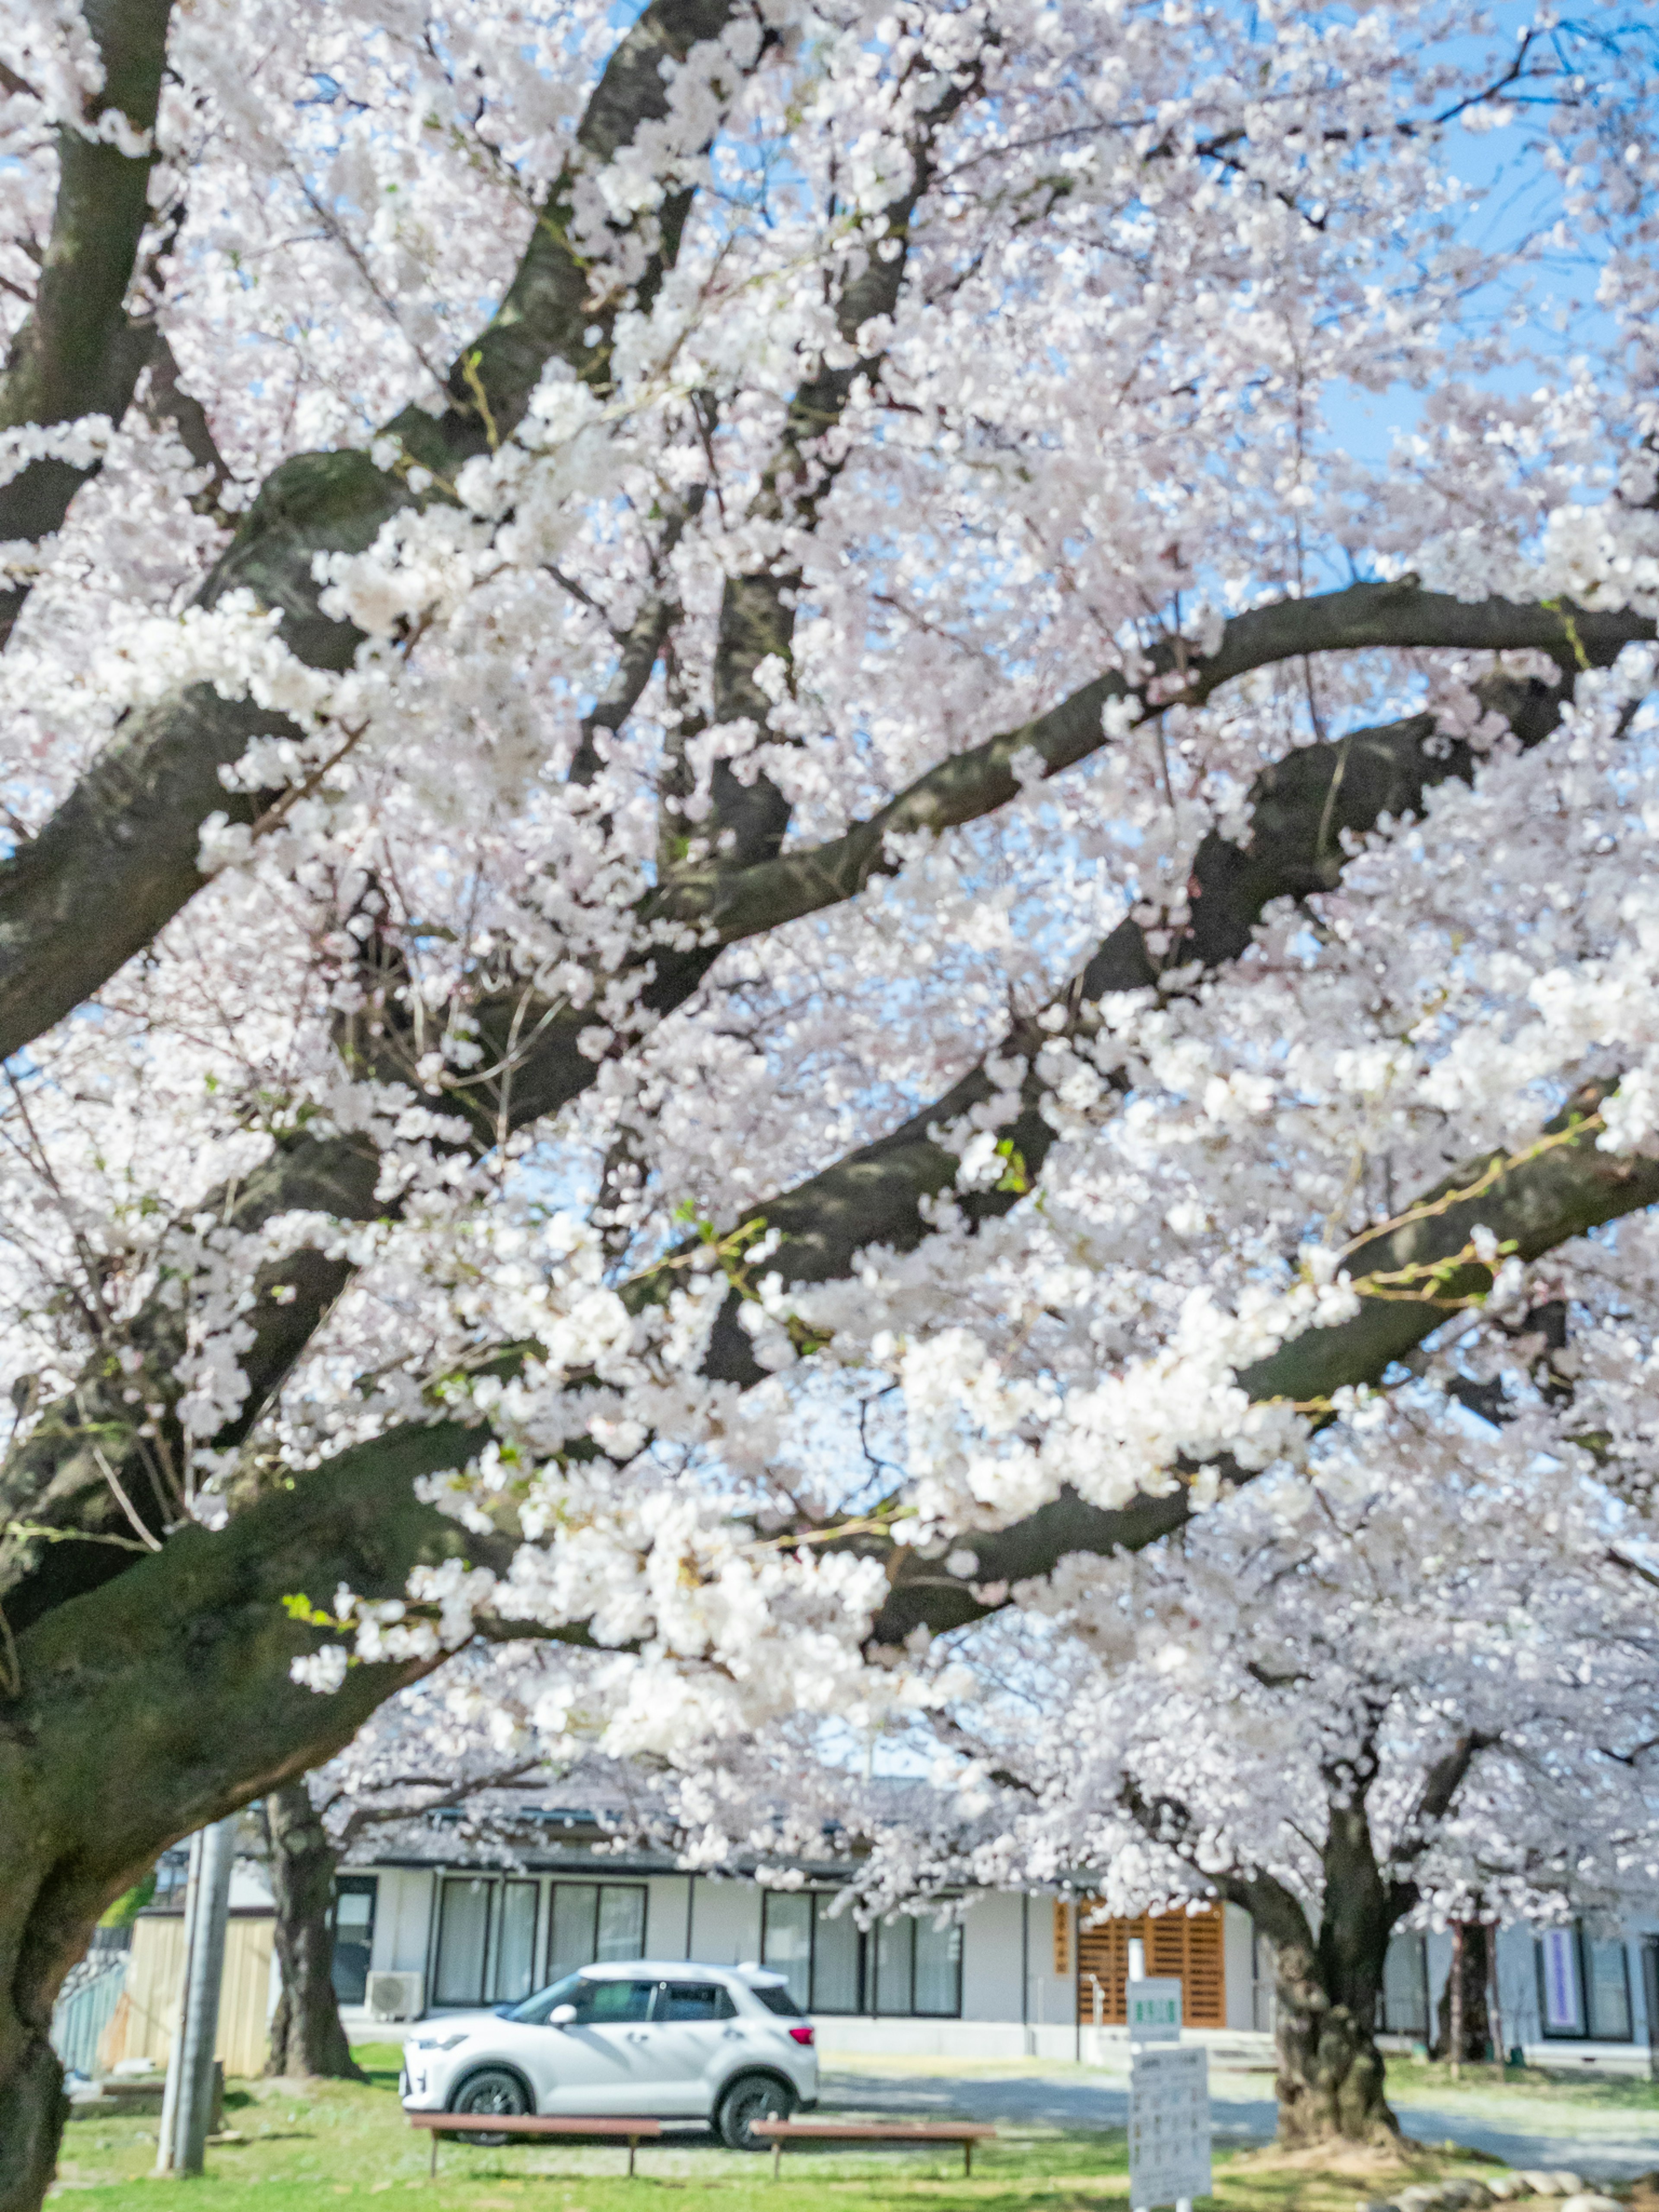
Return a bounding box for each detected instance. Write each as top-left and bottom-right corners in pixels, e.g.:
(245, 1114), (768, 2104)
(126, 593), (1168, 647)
(573, 1978), (655, 2024)
(658, 1982), (735, 2022)
(750, 1983), (805, 2017)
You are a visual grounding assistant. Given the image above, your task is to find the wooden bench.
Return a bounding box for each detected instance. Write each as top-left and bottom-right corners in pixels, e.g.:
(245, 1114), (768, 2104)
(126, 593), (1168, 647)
(405, 2109), (664, 2178)
(753, 2118), (997, 2180)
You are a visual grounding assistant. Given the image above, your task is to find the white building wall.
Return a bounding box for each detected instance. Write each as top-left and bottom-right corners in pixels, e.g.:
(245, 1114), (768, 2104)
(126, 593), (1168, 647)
(961, 1890), (1023, 2023)
(1398, 1921), (1659, 2076)
(345, 1860), (1278, 2056)
(1026, 1892), (1073, 2036)
(1224, 1902), (1255, 2031)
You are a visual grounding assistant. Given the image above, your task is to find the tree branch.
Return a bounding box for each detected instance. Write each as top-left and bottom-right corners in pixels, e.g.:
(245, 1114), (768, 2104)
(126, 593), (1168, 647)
(0, 0), (174, 648)
(0, 0), (742, 1065)
(664, 582), (1652, 945)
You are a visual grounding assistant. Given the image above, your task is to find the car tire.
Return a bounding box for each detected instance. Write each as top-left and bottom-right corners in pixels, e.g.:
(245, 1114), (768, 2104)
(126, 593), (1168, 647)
(448, 2067), (531, 2147)
(715, 2071), (798, 2152)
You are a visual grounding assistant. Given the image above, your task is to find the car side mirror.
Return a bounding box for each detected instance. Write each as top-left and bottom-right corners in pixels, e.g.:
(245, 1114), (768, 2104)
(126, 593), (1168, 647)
(548, 2004), (578, 2027)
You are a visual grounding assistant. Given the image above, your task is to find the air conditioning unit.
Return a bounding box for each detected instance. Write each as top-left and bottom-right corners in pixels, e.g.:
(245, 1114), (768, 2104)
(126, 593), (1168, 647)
(365, 1972), (424, 2023)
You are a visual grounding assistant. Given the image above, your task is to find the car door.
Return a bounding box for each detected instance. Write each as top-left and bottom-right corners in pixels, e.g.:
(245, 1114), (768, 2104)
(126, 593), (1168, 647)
(644, 1981), (745, 2115)
(538, 1977), (661, 2114)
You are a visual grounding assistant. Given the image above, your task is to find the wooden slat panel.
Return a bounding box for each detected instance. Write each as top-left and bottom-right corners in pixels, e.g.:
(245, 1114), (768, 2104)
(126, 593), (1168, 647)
(98, 1913), (273, 2076)
(1073, 1904), (1226, 2028)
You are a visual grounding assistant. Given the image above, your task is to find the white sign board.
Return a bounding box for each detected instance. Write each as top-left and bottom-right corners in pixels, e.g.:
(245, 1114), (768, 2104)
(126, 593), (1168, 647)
(1129, 2044), (1211, 2209)
(1126, 1976), (1183, 2043)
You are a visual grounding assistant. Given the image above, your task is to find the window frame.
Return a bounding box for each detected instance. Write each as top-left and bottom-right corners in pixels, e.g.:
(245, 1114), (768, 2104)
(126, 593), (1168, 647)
(330, 1874), (378, 2007)
(1378, 1931), (1429, 2040)
(433, 1875), (497, 2008)
(759, 1888), (963, 2019)
(1535, 1924), (1634, 2044)
(543, 1879), (648, 1984)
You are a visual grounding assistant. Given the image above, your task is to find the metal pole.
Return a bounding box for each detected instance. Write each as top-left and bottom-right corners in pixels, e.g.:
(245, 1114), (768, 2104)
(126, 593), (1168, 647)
(158, 1817), (236, 2174)
(154, 1830), (205, 2174)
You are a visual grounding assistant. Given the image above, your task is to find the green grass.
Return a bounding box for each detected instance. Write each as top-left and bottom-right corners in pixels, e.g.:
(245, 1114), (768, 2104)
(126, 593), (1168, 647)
(1382, 2058), (1659, 2112)
(50, 2045), (1507, 2212)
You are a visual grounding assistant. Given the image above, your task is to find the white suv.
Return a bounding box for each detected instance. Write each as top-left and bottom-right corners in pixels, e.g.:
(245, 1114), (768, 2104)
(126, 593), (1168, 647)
(400, 1960), (819, 2151)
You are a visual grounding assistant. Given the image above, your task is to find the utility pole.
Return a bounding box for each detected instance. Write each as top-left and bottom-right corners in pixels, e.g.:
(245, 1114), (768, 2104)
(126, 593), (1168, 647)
(155, 1816), (236, 2174)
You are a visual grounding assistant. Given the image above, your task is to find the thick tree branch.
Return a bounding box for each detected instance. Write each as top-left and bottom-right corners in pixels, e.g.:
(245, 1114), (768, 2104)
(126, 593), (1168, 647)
(665, 582), (1652, 944)
(1384, 1728), (1494, 1917)
(0, 0), (741, 1066)
(1, 1416), (516, 2008)
(636, 678), (1557, 1384)
(0, 1133), (385, 1629)
(0, 683), (1582, 1629)
(694, 67), (986, 870)
(0, 0), (174, 648)
(863, 1081), (1659, 1645)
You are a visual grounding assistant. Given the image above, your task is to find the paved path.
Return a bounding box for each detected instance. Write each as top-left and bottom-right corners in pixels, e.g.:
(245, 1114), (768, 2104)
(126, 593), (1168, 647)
(821, 2057), (1659, 2181)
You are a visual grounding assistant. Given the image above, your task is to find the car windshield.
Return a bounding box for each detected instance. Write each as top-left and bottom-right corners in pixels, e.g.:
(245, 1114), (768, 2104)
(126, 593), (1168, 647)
(503, 1972), (584, 2024)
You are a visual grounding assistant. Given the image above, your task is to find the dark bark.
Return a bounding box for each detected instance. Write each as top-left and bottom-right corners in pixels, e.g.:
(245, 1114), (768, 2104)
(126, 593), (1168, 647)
(1435, 1923), (1493, 2062)
(262, 1784), (362, 2081)
(0, 1131), (385, 1630)
(669, 589), (1653, 945)
(1271, 1932), (1399, 2146)
(0, 0), (175, 650)
(0, 1417), (512, 2212)
(0, 0), (741, 1067)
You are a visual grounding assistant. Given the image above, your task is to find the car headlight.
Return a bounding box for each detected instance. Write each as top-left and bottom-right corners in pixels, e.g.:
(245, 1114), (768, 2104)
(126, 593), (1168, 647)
(409, 2033), (470, 2052)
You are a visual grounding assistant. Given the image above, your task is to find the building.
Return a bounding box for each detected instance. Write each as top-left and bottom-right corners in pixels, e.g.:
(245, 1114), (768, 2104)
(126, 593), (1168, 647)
(332, 1802), (1272, 2058)
(1378, 1922), (1659, 2075)
(331, 1802), (1659, 2072)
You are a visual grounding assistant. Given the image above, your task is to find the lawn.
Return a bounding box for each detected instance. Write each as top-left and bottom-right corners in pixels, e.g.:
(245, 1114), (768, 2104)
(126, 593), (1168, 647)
(1382, 2059), (1659, 2114)
(50, 2044), (1523, 2212)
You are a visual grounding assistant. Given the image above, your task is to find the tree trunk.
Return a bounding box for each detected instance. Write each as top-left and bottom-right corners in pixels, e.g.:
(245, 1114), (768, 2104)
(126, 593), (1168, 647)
(263, 1785), (363, 2081)
(0, 1420), (500, 2212)
(1436, 1923), (1492, 2062)
(1271, 1932), (1400, 2146)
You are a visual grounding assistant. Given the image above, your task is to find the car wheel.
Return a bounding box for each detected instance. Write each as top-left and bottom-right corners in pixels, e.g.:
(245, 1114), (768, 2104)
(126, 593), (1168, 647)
(716, 2071), (798, 2152)
(449, 2067), (531, 2147)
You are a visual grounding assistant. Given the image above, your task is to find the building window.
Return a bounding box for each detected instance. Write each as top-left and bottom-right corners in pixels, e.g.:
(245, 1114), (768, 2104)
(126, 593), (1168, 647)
(435, 1878), (495, 2007)
(434, 1877), (565, 2006)
(1537, 1926), (1633, 2042)
(545, 1882), (647, 1983)
(331, 1876), (378, 2006)
(760, 1891), (962, 2018)
(496, 1882), (539, 2005)
(1380, 1932), (1428, 2039)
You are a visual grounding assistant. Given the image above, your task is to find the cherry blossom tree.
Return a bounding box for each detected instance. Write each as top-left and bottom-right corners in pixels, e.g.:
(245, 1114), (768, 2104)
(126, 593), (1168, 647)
(1, 0), (1658, 2202)
(890, 1430), (1659, 2143)
(645, 1423), (1659, 2143)
(261, 1652), (559, 2080)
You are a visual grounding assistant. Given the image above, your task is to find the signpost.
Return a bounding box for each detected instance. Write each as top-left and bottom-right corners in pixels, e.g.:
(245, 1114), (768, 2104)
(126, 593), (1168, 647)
(1128, 1971), (1211, 2212)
